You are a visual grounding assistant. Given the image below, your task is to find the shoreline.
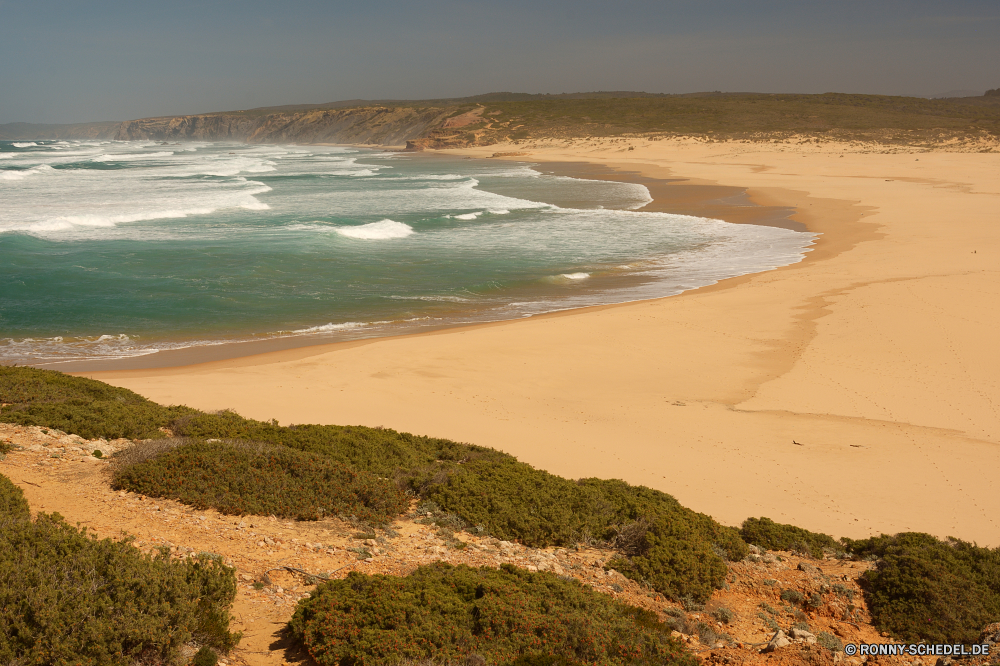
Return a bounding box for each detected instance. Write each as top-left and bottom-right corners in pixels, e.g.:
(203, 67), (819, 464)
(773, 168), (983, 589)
(36, 153), (816, 373)
(80, 138), (1000, 546)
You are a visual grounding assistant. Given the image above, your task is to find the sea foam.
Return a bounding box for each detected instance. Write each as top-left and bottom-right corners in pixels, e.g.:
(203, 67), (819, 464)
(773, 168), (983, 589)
(336, 219), (414, 240)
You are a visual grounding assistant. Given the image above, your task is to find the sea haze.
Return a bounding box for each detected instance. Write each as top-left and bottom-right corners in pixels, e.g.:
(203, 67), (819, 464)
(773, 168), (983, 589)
(0, 140), (815, 365)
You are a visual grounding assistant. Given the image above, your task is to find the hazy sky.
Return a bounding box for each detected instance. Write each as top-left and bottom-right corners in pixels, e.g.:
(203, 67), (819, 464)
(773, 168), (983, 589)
(1, 0), (998, 124)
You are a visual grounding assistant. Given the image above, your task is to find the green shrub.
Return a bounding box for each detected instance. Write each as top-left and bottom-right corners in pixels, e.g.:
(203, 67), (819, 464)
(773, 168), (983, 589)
(0, 498), (240, 664)
(0, 366), (194, 440)
(711, 607), (734, 624)
(816, 631), (842, 652)
(844, 532), (1000, 644)
(0, 473), (30, 521)
(780, 589), (805, 605)
(288, 563), (697, 666)
(192, 645), (218, 666)
(740, 517), (842, 558)
(416, 461), (746, 602)
(6, 369), (746, 602)
(171, 410), (502, 479)
(112, 440), (408, 524)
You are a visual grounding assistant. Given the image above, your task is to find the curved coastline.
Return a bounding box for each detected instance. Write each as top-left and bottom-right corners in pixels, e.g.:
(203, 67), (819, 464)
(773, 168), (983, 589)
(80, 139), (1000, 547)
(31, 154), (816, 373)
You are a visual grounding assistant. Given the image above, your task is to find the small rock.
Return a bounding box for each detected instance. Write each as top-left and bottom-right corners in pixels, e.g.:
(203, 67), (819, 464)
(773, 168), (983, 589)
(798, 562), (822, 575)
(762, 630), (791, 653)
(789, 627), (817, 643)
(980, 622), (1000, 647)
(525, 565), (538, 572)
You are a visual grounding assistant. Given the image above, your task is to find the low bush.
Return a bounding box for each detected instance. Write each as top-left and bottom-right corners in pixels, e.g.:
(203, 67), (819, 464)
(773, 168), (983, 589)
(112, 439), (408, 524)
(844, 532), (1000, 644)
(816, 631), (842, 652)
(779, 589), (805, 605)
(0, 366), (194, 440)
(171, 410), (503, 479)
(711, 607), (734, 624)
(416, 461), (746, 602)
(0, 473), (30, 520)
(0, 473), (240, 665)
(288, 563), (697, 666)
(6, 369), (746, 601)
(740, 517), (842, 558)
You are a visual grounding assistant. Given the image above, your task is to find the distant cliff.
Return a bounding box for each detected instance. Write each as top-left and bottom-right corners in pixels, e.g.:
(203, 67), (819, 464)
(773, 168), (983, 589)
(113, 106), (457, 145)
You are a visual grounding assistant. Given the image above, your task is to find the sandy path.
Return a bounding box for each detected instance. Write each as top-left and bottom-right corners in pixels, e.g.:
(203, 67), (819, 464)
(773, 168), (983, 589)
(85, 138), (1000, 546)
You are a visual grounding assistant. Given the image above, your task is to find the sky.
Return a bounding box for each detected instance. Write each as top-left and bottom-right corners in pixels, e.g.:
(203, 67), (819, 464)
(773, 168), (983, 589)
(1, 0), (998, 124)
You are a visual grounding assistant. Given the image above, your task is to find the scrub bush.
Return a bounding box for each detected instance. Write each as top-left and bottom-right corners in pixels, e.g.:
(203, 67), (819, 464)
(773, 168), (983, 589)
(0, 366), (194, 440)
(0, 473), (30, 520)
(740, 517), (842, 558)
(112, 439), (408, 524)
(0, 474), (240, 665)
(288, 563), (697, 666)
(844, 532), (1000, 644)
(418, 461), (746, 602)
(170, 410), (504, 479)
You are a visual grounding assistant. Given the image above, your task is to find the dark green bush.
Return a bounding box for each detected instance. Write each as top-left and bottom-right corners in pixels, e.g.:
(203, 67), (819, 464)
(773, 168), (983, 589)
(192, 645), (218, 666)
(113, 440), (408, 524)
(171, 410), (504, 479)
(4, 368), (748, 602)
(288, 563), (697, 666)
(740, 517), (842, 558)
(0, 473), (30, 520)
(0, 489), (240, 665)
(417, 460), (746, 602)
(0, 366), (195, 440)
(844, 532), (1000, 644)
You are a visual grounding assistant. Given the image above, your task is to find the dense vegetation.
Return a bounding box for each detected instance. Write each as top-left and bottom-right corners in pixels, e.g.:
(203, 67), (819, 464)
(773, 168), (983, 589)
(0, 365), (192, 439)
(5, 366), (1000, 644)
(112, 439), (409, 524)
(288, 563), (697, 666)
(740, 516), (843, 558)
(0, 473), (239, 665)
(844, 533), (1000, 644)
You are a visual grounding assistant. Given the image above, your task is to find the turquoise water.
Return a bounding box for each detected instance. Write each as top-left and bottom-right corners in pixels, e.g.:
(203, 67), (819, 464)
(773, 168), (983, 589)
(0, 140), (814, 364)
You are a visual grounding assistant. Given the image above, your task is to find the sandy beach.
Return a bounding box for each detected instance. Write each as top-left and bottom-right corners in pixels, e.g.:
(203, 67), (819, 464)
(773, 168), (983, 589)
(84, 137), (1000, 546)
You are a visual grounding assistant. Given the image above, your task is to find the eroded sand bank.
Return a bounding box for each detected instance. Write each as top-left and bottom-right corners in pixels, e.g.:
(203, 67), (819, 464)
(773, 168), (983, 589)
(84, 138), (1000, 545)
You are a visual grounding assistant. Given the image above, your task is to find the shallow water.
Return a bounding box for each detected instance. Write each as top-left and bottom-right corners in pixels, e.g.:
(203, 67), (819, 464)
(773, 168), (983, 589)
(0, 140), (815, 364)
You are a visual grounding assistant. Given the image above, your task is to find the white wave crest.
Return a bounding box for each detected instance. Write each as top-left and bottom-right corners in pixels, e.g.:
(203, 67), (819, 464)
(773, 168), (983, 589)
(336, 219), (414, 240)
(387, 295), (471, 302)
(289, 321), (390, 334)
(91, 151), (174, 161)
(12, 142), (37, 148)
(561, 272), (591, 280)
(450, 212), (482, 220)
(0, 164), (56, 181)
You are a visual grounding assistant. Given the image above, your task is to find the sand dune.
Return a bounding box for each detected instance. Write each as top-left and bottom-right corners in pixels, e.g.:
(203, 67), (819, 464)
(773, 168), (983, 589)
(86, 138), (1000, 546)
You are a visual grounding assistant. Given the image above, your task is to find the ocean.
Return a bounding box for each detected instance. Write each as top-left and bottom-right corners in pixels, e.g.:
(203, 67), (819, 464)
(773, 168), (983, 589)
(0, 140), (815, 366)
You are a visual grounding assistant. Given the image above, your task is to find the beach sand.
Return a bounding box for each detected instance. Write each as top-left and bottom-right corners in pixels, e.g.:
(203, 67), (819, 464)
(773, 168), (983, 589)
(83, 138), (1000, 546)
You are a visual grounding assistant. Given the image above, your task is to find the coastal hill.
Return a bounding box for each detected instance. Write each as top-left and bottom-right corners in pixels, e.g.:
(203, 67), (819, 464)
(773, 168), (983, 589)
(112, 90), (1000, 148)
(5, 90), (998, 147)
